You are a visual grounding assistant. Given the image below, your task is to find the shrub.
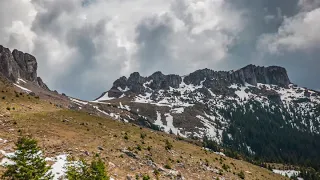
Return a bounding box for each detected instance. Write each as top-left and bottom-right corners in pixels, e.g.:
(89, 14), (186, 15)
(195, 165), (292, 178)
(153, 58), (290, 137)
(124, 135), (129, 140)
(6, 107), (10, 111)
(140, 133), (146, 139)
(238, 170), (245, 179)
(222, 164), (230, 171)
(154, 169), (160, 177)
(2, 96), (5, 100)
(2, 136), (53, 180)
(136, 145), (142, 151)
(164, 163), (172, 169)
(165, 139), (173, 150)
(142, 174), (150, 180)
(205, 159), (209, 166)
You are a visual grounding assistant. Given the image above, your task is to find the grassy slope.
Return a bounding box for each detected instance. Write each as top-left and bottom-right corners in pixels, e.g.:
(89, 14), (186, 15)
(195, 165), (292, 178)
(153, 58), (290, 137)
(0, 82), (287, 180)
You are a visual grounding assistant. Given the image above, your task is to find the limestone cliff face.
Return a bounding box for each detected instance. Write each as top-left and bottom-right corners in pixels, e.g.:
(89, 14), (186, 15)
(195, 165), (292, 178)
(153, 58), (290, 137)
(0, 45), (49, 90)
(230, 64), (290, 87)
(12, 49), (38, 82)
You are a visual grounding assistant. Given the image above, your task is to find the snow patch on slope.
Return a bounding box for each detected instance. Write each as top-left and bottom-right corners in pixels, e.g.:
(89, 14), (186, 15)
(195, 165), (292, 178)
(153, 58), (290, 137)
(196, 115), (223, 143)
(0, 150), (15, 166)
(46, 154), (69, 180)
(171, 107), (184, 114)
(70, 97), (88, 106)
(153, 112), (186, 137)
(13, 83), (31, 93)
(94, 92), (115, 101)
(272, 169), (300, 178)
(117, 86), (130, 92)
(17, 78), (27, 84)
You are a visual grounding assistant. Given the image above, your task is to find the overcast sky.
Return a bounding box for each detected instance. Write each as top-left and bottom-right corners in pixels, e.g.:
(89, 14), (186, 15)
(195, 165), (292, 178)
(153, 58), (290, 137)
(1, 0), (319, 100)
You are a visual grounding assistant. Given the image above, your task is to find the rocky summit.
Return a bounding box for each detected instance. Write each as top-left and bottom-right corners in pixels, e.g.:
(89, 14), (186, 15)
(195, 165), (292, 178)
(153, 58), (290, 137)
(0, 45), (49, 90)
(107, 64), (291, 98)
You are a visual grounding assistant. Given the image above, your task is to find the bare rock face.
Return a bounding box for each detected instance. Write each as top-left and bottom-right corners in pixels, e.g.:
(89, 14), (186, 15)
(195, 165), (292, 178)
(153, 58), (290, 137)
(231, 64), (290, 87)
(148, 71), (182, 90)
(126, 72), (146, 94)
(12, 49), (38, 82)
(0, 45), (49, 90)
(37, 77), (50, 91)
(184, 64), (291, 88)
(113, 76), (128, 90)
(24, 53), (38, 82)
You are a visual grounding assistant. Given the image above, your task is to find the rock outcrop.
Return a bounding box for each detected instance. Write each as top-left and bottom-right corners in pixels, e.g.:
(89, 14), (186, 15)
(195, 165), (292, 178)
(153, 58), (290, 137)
(12, 49), (38, 82)
(0, 45), (20, 82)
(230, 64), (290, 87)
(0, 45), (49, 90)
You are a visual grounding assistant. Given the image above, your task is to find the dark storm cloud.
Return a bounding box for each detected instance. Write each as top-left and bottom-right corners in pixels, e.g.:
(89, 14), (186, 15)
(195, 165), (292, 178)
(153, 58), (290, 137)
(135, 14), (177, 75)
(219, 0), (300, 69)
(29, 0), (126, 99)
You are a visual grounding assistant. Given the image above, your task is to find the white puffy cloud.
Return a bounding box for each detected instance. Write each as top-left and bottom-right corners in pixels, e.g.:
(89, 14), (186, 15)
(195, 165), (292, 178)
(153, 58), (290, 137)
(258, 5), (320, 54)
(0, 0), (36, 52)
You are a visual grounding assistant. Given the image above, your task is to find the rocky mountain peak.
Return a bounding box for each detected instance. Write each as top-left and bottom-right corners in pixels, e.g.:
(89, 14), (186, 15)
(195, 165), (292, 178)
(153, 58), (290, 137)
(112, 76), (127, 90)
(232, 64), (290, 86)
(150, 71), (164, 78)
(0, 45), (49, 90)
(105, 65), (291, 98)
(184, 68), (216, 85)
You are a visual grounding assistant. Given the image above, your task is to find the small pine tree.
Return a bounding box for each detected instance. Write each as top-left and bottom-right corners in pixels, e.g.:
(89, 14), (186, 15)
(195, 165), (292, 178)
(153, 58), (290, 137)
(67, 159), (90, 180)
(2, 136), (53, 180)
(90, 156), (109, 180)
(66, 155), (109, 180)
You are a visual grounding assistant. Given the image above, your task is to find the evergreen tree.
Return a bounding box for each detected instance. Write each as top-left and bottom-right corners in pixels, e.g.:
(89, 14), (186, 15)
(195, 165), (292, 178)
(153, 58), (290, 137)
(90, 157), (109, 180)
(67, 159), (90, 180)
(66, 155), (109, 180)
(2, 136), (53, 180)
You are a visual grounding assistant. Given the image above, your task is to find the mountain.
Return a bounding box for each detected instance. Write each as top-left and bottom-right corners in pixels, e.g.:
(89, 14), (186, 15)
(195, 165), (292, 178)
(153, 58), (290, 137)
(92, 64), (320, 170)
(0, 45), (49, 90)
(0, 45), (72, 107)
(0, 46), (291, 179)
